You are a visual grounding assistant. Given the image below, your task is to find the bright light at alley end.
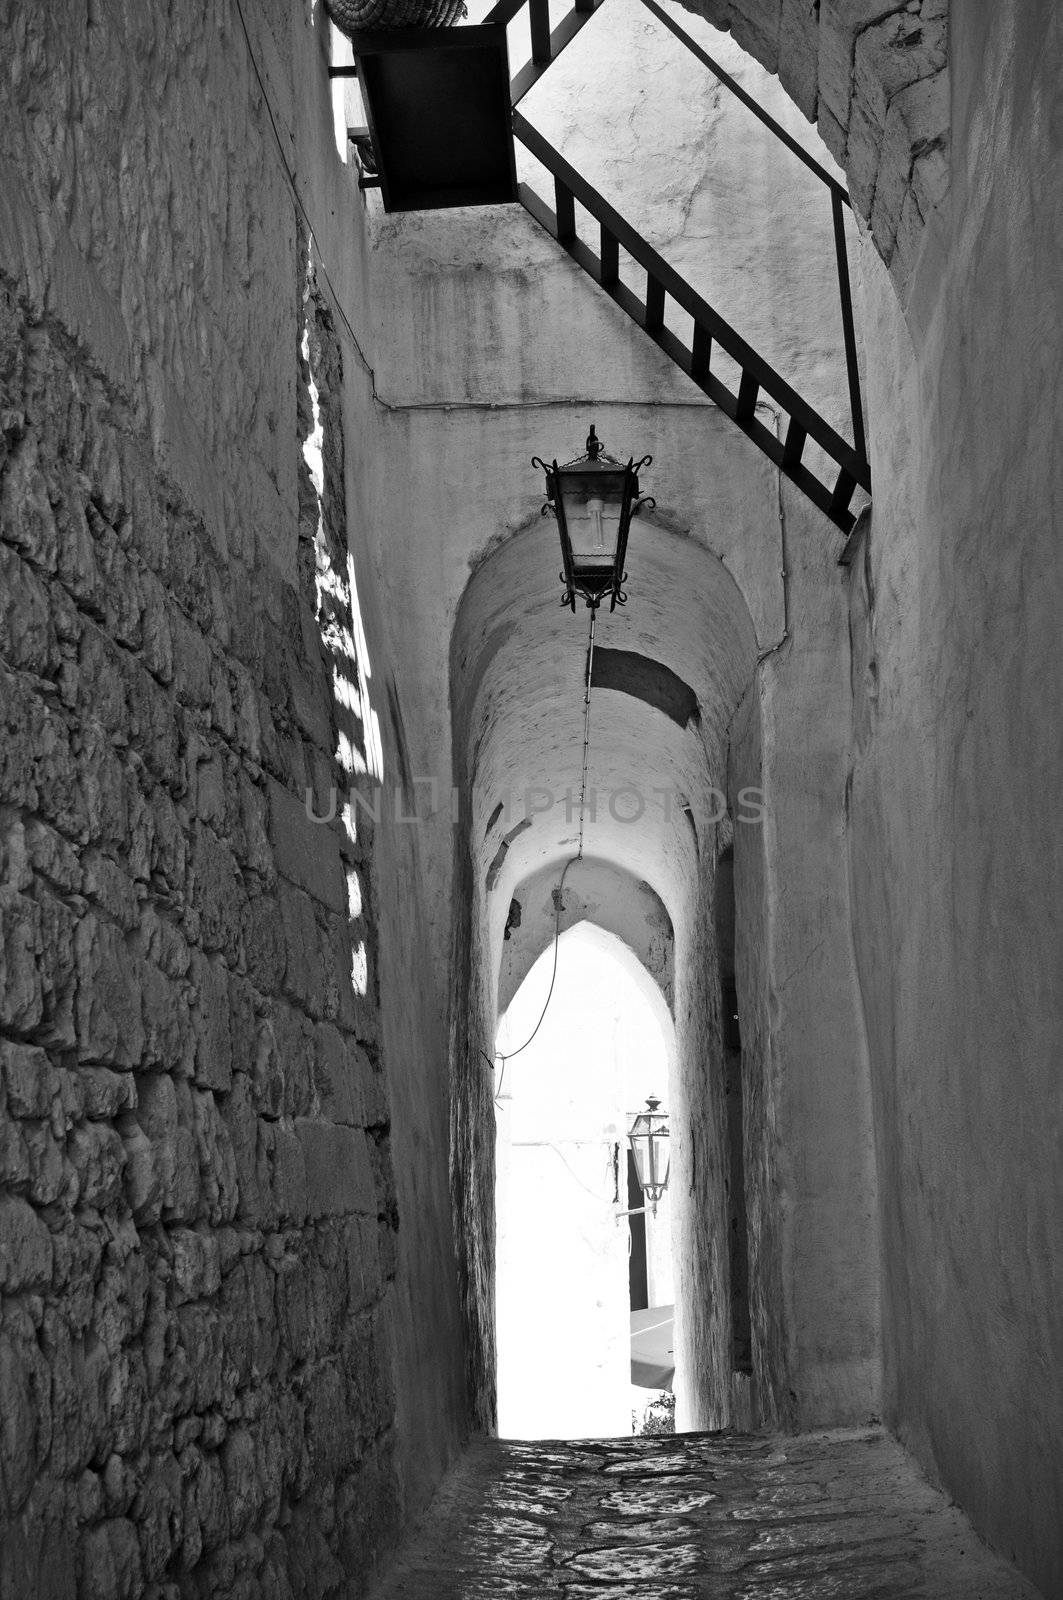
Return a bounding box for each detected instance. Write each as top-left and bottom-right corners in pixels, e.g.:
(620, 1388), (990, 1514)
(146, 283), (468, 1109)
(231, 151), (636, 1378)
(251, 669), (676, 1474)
(628, 1096), (670, 1215)
(533, 424), (654, 612)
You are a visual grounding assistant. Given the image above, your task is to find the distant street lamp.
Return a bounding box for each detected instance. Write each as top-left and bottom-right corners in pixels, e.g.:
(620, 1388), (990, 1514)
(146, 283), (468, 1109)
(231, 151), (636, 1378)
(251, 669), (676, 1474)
(534, 424), (653, 612)
(627, 1097), (670, 1216)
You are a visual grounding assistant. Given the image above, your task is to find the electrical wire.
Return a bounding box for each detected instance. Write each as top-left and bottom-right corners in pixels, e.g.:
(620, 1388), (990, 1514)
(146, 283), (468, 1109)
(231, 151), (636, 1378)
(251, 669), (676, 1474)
(495, 851), (577, 1071)
(232, 0), (379, 386)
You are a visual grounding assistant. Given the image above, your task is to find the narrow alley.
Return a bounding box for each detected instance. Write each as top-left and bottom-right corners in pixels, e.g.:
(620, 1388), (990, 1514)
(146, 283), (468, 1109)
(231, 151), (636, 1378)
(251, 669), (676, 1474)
(1, 1), (1061, 1597)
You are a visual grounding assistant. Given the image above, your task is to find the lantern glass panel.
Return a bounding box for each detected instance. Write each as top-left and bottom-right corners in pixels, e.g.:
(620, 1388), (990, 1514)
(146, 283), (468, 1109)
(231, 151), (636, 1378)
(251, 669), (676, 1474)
(558, 468), (627, 572)
(629, 1101), (670, 1202)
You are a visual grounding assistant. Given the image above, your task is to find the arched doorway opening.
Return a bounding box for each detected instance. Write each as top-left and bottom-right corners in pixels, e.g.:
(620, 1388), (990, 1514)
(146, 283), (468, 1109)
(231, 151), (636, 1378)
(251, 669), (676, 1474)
(494, 921), (676, 1438)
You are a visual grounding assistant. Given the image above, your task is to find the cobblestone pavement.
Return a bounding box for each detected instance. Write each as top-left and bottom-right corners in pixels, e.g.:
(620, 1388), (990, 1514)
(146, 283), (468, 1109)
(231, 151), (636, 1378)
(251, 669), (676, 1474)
(369, 1429), (1041, 1599)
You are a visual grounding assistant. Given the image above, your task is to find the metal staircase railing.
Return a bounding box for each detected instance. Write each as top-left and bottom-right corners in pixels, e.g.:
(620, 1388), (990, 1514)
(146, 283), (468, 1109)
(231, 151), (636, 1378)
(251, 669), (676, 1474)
(514, 112), (870, 534)
(333, 0), (871, 533)
(481, 0), (608, 105)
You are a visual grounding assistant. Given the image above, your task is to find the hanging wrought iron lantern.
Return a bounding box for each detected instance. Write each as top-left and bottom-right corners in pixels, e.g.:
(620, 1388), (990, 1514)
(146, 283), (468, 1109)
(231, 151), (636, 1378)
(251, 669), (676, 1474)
(533, 424), (653, 612)
(628, 1096), (670, 1215)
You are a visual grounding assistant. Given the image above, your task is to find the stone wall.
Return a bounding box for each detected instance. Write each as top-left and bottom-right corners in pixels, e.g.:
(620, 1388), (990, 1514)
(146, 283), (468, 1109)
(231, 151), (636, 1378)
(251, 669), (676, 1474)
(0, 2), (449, 1592)
(0, 277), (398, 1596)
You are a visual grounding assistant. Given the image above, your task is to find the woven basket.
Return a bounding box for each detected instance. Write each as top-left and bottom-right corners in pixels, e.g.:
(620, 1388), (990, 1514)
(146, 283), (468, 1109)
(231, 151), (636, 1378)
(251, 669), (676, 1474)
(326, 0), (467, 31)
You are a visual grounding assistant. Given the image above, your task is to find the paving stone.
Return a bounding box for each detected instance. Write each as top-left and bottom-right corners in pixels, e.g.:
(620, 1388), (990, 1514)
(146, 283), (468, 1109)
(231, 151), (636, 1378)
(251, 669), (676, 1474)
(366, 1429), (1040, 1599)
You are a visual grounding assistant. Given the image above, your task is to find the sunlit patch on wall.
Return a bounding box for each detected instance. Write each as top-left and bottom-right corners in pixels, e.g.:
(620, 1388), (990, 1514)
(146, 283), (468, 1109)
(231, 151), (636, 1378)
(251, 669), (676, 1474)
(302, 272), (385, 867)
(329, 24), (359, 164)
(347, 864), (364, 920)
(351, 939), (368, 997)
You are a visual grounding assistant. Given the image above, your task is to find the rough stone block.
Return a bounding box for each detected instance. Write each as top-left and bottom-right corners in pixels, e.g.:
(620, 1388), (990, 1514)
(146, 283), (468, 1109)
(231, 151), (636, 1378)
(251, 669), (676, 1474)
(870, 68), (949, 253)
(220, 1427), (262, 1541)
(220, 1073), (260, 1226)
(242, 892), (286, 994)
(147, 788), (186, 894)
(92, 519), (144, 651)
(118, 1116), (162, 1222)
(135, 1075), (199, 1220)
(268, 778), (346, 914)
(845, 95), (886, 219)
(52, 1222), (104, 1332)
(250, 1018), (283, 1121)
(55, 494), (102, 614)
(32, 883), (78, 1049)
(79, 1516), (143, 1600)
(191, 1089), (239, 1226)
(227, 973), (259, 1081)
(45, 1316), (109, 1477)
(13, 1118), (71, 1205)
(910, 136), (949, 220)
(0, 1195), (53, 1291)
(272, 1003), (315, 1120)
(2, 1041), (56, 1119)
(169, 609), (213, 710)
(728, 0), (782, 75)
(78, 725), (133, 853)
(73, 629), (129, 741)
(189, 826), (244, 965)
(191, 748), (226, 831)
(887, 179), (927, 297)
(0, 888), (44, 1033)
(171, 1228), (222, 1302)
(778, 0), (820, 121)
(313, 1023), (364, 1127)
(854, 9), (946, 128)
(190, 953), (233, 1093)
(296, 1121), (376, 1219)
(345, 1217), (382, 1315)
(277, 881), (323, 1015)
(0, 541), (59, 676)
(124, 662), (182, 790)
(237, 772), (272, 880)
(23, 817), (83, 896)
(0, 673), (82, 833)
(79, 1066), (136, 1119)
(141, 959), (193, 1077)
(0, 433), (58, 572)
(0, 1116), (30, 1189)
(132, 1452), (183, 1582)
(141, 578), (175, 687)
(166, 1123), (201, 1223)
(73, 915), (145, 1068)
(80, 853), (141, 932)
(0, 1330), (48, 1513)
(818, 0), (901, 131)
(67, 1122), (126, 1208)
(261, 1122), (309, 1227)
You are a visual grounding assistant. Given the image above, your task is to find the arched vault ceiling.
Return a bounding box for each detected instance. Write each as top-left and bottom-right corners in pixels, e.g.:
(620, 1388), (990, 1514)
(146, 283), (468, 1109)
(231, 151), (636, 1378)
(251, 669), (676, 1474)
(452, 513), (758, 945)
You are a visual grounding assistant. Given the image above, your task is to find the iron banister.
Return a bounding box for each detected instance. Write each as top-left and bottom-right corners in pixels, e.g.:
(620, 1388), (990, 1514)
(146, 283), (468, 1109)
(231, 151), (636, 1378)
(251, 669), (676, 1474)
(513, 110), (872, 492)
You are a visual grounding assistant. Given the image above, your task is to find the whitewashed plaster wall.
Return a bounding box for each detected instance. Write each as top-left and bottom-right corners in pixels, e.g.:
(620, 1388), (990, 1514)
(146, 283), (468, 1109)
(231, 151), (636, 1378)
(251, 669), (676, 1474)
(842, 4), (1063, 1592)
